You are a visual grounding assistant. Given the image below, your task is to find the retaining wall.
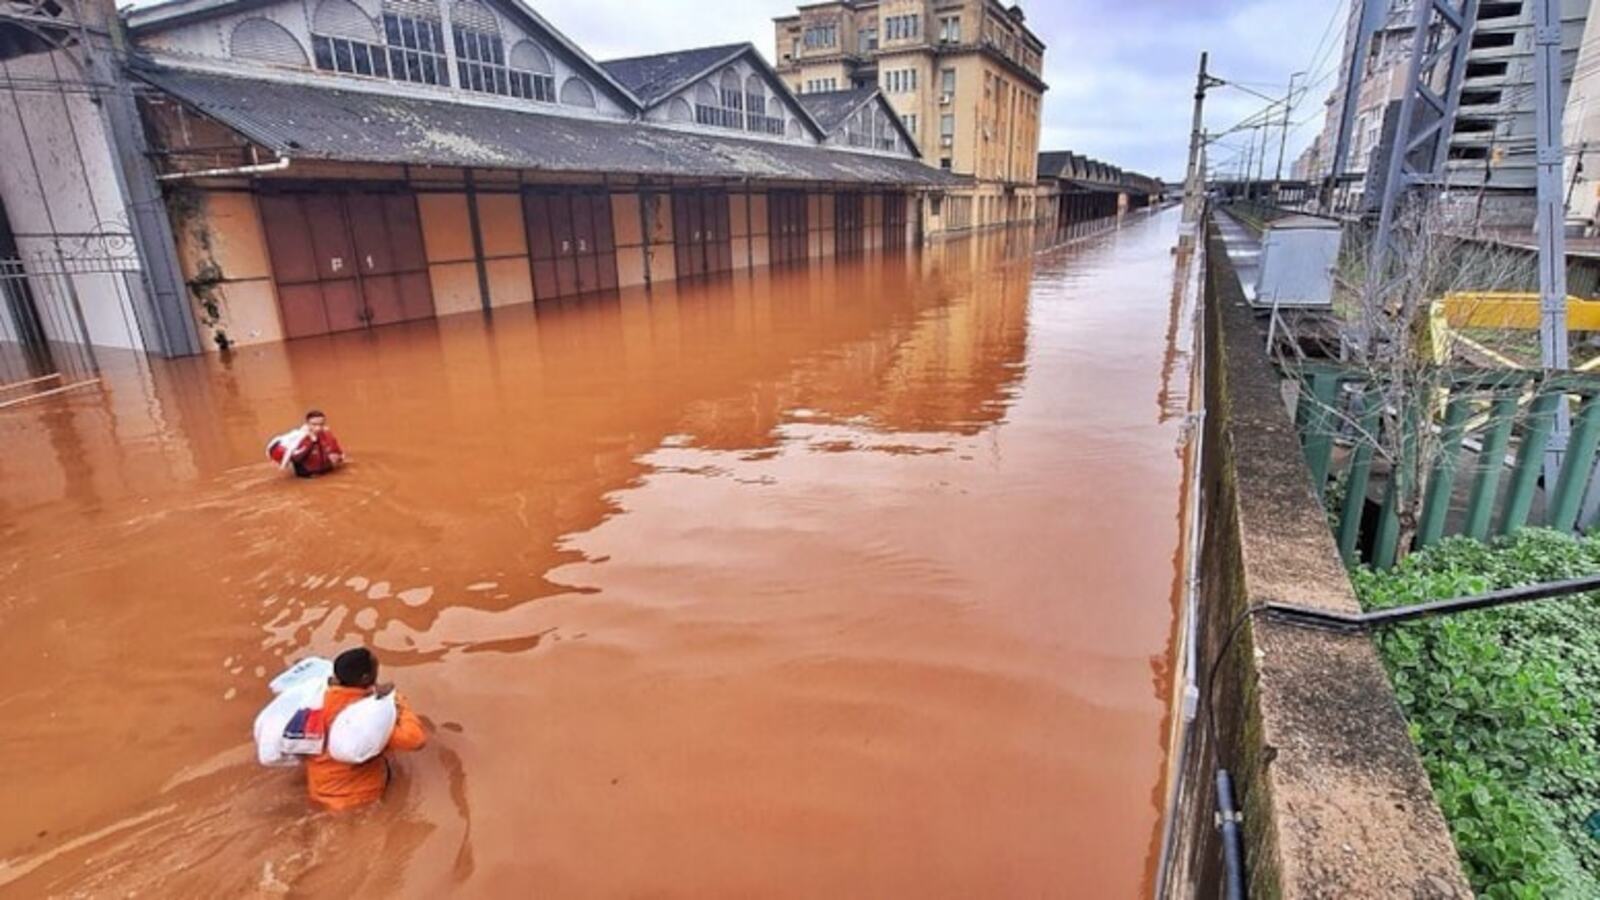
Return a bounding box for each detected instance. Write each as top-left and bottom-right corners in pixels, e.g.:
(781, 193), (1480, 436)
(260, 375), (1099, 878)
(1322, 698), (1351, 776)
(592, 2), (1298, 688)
(1165, 223), (1471, 898)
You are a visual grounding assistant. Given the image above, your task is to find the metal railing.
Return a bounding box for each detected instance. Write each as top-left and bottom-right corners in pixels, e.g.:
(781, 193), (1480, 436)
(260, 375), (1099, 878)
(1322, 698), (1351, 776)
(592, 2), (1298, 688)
(1289, 363), (1600, 567)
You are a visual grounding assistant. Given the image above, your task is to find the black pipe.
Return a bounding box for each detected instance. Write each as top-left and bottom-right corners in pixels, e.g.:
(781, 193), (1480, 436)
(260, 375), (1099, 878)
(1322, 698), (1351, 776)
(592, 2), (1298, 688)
(1263, 571), (1600, 633)
(1217, 768), (1246, 900)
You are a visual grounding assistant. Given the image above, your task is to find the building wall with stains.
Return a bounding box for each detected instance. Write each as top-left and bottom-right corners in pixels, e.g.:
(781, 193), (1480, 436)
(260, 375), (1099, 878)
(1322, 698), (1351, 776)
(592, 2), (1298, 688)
(158, 158), (921, 351)
(0, 43), (150, 350)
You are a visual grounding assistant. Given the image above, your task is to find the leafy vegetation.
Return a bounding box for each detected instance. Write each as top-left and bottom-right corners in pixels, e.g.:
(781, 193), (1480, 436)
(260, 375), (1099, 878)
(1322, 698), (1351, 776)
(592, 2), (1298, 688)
(1352, 530), (1600, 899)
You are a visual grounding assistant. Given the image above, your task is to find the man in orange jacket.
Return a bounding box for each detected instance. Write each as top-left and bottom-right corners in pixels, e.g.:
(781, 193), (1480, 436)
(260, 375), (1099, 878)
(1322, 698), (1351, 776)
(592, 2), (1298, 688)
(306, 648), (427, 811)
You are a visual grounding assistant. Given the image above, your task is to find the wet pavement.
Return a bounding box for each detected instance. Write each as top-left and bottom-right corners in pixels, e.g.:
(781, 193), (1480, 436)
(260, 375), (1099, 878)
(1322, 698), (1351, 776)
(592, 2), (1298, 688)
(0, 206), (1194, 898)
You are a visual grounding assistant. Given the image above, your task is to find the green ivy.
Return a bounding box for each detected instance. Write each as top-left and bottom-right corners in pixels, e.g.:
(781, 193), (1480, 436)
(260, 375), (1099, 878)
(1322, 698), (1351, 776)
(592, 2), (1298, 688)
(1353, 529), (1600, 898)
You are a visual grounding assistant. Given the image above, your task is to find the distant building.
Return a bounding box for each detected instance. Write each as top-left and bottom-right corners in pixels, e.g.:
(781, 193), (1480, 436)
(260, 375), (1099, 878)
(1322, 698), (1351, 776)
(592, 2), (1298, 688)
(774, 1), (1047, 230)
(1312, 0), (1592, 227)
(1561, 3), (1600, 231)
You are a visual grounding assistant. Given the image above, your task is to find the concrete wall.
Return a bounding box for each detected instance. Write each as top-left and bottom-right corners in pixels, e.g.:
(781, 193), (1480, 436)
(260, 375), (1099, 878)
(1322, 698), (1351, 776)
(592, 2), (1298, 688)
(169, 188), (285, 347)
(0, 45), (148, 350)
(1163, 224), (1470, 898)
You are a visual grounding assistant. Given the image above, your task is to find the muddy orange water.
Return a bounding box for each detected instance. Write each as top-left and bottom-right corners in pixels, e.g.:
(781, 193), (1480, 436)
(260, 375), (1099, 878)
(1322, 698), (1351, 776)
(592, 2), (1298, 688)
(0, 207), (1195, 898)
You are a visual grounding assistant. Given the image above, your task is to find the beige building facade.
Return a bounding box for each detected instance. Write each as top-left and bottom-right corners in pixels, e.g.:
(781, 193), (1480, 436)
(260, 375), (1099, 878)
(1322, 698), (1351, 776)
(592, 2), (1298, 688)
(775, 0), (1046, 231)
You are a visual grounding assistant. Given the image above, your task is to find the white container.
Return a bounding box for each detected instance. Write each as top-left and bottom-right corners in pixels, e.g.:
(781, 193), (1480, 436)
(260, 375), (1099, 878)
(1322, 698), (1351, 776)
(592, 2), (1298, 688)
(1253, 215), (1342, 309)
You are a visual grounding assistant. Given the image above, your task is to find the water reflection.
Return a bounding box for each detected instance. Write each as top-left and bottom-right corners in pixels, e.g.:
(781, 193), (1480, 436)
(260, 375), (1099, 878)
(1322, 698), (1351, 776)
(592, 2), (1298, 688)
(0, 212), (1186, 898)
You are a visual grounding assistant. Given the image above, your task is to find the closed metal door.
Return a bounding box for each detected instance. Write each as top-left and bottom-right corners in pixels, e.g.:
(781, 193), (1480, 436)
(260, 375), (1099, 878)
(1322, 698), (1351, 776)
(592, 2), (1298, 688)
(260, 190), (435, 339)
(259, 194), (329, 339)
(525, 192), (560, 300)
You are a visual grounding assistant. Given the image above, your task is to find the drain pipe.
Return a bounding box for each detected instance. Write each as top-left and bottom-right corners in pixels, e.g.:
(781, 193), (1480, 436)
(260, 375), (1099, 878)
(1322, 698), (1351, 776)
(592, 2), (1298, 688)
(1217, 769), (1246, 900)
(156, 154), (291, 182)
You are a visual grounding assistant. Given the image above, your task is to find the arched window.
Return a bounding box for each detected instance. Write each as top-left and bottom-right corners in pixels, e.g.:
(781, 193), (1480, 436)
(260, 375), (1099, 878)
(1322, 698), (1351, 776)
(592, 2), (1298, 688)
(668, 97), (694, 122)
(875, 109), (895, 150)
(559, 76), (595, 107)
(381, 0), (447, 85)
(508, 41), (555, 102)
(311, 0), (388, 77)
(450, 1), (505, 95)
(744, 74), (781, 135)
(847, 109), (870, 147)
(787, 117), (804, 139)
(231, 18), (308, 67)
(691, 70), (744, 129)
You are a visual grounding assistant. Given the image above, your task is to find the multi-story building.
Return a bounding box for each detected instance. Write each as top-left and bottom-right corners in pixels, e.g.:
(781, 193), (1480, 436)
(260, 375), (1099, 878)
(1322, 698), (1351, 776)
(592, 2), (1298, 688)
(1559, 1), (1600, 230)
(774, 1), (1047, 230)
(1312, 0), (1591, 227)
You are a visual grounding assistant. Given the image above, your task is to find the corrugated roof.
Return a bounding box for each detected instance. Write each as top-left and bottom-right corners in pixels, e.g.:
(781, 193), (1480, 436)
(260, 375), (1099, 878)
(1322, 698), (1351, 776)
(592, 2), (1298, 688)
(136, 66), (961, 187)
(598, 44), (746, 107)
(1036, 151), (1074, 180)
(795, 88), (876, 133)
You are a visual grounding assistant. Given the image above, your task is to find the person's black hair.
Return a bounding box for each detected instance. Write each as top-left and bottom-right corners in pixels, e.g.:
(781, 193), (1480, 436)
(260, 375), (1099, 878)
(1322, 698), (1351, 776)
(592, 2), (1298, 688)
(333, 647), (378, 687)
(305, 409), (326, 422)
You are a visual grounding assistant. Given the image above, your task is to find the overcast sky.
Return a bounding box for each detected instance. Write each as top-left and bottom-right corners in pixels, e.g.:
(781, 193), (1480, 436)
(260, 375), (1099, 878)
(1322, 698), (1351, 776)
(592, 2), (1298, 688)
(534, 0), (1350, 180)
(121, 0), (1351, 180)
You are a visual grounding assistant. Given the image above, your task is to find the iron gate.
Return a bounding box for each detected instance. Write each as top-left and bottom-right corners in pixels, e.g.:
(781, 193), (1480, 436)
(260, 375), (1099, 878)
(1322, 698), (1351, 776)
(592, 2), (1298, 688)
(0, 230), (149, 407)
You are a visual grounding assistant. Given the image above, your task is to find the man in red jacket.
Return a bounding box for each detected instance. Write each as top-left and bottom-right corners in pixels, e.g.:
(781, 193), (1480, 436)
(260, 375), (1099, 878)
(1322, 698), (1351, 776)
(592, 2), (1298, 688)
(267, 409), (346, 478)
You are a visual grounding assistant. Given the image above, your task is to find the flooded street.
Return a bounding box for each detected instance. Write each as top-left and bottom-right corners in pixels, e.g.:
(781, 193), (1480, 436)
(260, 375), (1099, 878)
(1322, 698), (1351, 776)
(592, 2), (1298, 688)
(0, 207), (1193, 898)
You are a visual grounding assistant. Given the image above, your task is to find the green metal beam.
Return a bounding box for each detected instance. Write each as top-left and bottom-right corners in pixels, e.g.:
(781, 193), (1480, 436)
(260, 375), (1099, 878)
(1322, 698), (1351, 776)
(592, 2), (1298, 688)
(1300, 372), (1340, 498)
(1500, 390), (1564, 535)
(1548, 394), (1600, 531)
(1418, 392), (1472, 547)
(1373, 408), (1419, 570)
(1464, 394), (1519, 540)
(1338, 389), (1383, 565)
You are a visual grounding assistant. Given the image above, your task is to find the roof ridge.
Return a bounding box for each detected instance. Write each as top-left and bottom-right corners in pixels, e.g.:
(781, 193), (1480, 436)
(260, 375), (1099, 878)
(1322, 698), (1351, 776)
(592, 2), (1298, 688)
(599, 41), (750, 66)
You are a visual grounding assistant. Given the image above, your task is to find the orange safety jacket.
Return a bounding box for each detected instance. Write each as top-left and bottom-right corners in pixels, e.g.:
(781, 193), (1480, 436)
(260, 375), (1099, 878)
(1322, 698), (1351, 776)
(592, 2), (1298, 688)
(304, 685), (427, 811)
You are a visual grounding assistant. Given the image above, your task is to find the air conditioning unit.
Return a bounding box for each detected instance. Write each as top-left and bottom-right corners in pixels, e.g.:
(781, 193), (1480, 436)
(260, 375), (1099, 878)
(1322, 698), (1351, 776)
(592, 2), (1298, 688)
(940, 135), (953, 147)
(939, 93), (952, 105)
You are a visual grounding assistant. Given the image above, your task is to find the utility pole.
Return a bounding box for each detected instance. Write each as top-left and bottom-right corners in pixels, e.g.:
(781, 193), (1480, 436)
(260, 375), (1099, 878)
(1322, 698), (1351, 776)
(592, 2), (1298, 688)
(1243, 126), (1257, 201)
(1182, 52), (1219, 224)
(1255, 122), (1269, 196)
(1273, 71), (1305, 204)
(1532, 0), (1572, 489)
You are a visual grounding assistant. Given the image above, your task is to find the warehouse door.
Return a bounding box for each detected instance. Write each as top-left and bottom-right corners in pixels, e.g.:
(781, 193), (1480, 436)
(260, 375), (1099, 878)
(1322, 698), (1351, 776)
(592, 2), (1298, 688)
(524, 189), (618, 301)
(882, 192), (907, 251)
(767, 190), (809, 265)
(672, 190), (732, 279)
(834, 193), (865, 256)
(260, 190), (435, 340)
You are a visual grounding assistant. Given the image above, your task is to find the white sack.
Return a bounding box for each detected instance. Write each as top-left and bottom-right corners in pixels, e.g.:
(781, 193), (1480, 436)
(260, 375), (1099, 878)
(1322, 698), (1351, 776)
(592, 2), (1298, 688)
(327, 693), (398, 764)
(268, 656), (333, 695)
(253, 677), (326, 767)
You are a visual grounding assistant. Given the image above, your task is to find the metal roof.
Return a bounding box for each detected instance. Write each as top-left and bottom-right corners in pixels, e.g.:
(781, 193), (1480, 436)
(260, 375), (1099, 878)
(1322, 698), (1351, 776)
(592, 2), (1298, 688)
(135, 65), (962, 187)
(599, 44), (748, 107)
(795, 88), (877, 133)
(794, 88), (922, 159)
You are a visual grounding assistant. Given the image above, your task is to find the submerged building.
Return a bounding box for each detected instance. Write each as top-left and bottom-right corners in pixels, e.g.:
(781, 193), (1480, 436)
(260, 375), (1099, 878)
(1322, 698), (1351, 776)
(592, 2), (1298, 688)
(773, 0), (1047, 231)
(0, 0), (954, 356)
(0, 0), (1143, 364)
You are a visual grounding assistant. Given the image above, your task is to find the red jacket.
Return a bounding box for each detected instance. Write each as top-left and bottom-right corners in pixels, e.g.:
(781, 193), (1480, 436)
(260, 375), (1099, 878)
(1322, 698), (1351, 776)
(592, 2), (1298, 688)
(269, 430), (343, 476)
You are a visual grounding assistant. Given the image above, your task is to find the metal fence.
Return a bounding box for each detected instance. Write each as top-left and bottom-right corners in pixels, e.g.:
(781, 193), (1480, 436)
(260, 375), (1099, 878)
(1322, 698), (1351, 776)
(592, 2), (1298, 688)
(0, 234), (150, 407)
(1290, 363), (1600, 568)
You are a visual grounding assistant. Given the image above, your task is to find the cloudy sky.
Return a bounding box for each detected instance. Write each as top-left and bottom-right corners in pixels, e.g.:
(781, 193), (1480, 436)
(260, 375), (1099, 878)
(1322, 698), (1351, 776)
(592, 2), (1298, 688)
(531, 0), (1351, 180)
